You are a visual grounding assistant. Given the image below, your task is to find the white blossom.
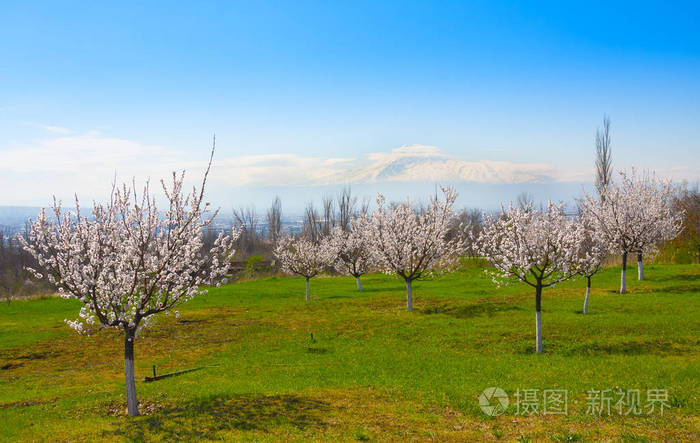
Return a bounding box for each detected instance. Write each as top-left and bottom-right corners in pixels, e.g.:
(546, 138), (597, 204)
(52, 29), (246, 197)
(21, 176), (236, 334)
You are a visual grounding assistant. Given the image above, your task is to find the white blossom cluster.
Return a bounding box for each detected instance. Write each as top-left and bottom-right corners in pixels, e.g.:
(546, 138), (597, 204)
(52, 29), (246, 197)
(580, 169), (683, 259)
(21, 172), (237, 336)
(369, 186), (465, 282)
(328, 214), (375, 279)
(274, 235), (336, 280)
(477, 201), (584, 289)
(574, 210), (609, 279)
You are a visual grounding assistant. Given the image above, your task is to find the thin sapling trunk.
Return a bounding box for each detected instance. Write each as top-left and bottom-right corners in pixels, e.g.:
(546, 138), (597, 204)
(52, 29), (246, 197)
(406, 278), (413, 312)
(637, 251), (644, 280)
(620, 252), (627, 294)
(535, 283), (543, 354)
(583, 276), (591, 314)
(124, 329), (138, 416)
(356, 276), (362, 291)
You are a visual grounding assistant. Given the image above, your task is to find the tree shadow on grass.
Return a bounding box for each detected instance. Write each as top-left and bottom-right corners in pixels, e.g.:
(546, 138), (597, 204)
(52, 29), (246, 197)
(632, 284), (700, 295)
(555, 339), (693, 357)
(104, 393), (332, 441)
(420, 301), (522, 319)
(645, 273), (699, 283)
(656, 285), (700, 294)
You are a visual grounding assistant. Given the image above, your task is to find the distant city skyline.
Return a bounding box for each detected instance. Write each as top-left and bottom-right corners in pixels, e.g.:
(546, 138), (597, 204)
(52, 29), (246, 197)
(1, 1), (698, 209)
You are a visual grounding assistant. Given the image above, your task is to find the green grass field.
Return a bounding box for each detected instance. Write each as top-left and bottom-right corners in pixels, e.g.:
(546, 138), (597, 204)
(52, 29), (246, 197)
(0, 263), (698, 441)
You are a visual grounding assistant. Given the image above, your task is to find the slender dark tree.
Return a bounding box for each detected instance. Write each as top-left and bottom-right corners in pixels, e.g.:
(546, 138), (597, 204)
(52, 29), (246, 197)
(595, 115), (613, 201)
(233, 206), (259, 255)
(302, 202), (322, 242)
(336, 186), (357, 232)
(321, 195), (335, 237)
(266, 196), (282, 245)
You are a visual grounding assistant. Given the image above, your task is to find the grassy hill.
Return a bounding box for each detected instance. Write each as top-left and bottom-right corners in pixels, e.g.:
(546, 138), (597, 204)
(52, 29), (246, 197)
(0, 263), (698, 441)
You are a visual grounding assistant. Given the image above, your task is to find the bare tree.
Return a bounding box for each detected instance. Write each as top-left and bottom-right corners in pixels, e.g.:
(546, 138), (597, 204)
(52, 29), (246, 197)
(302, 202), (321, 242)
(336, 186), (357, 232)
(672, 182), (700, 263)
(516, 192), (534, 211)
(233, 206), (259, 255)
(358, 196), (371, 215)
(321, 195), (336, 237)
(266, 196), (282, 246)
(595, 115), (613, 200)
(0, 226), (46, 300)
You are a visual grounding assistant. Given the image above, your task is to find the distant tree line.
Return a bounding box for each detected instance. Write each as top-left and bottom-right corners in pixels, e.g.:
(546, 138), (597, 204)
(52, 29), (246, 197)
(0, 226), (53, 299)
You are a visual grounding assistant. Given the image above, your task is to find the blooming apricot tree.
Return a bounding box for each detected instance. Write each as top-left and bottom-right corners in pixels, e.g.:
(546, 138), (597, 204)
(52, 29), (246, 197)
(329, 215), (375, 291)
(574, 212), (608, 314)
(274, 235), (335, 301)
(477, 201), (583, 354)
(580, 169), (682, 292)
(21, 160), (236, 417)
(370, 186), (464, 311)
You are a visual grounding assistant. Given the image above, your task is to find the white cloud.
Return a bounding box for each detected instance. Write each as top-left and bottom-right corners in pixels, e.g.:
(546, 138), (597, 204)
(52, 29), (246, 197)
(0, 135), (567, 205)
(20, 134), (700, 207)
(208, 154), (354, 187)
(41, 125), (74, 135)
(0, 133), (193, 205)
(1, 132), (183, 175)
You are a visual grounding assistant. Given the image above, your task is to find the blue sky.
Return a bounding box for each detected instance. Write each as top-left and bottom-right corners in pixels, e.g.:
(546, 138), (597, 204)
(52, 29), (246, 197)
(1, 1), (698, 210)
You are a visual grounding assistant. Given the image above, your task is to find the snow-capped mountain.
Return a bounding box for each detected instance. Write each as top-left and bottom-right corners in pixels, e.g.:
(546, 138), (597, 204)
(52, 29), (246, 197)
(340, 145), (555, 184)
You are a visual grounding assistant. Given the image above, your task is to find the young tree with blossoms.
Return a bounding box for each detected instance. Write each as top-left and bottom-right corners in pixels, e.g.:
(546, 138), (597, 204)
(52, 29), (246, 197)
(370, 186), (464, 311)
(20, 153), (236, 417)
(627, 175), (682, 281)
(574, 212), (609, 314)
(580, 169), (683, 292)
(477, 201), (584, 354)
(329, 214), (375, 291)
(274, 236), (335, 301)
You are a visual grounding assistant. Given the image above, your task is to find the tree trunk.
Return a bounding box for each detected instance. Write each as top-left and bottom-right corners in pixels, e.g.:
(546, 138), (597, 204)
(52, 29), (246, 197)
(305, 277), (310, 301)
(356, 276), (362, 291)
(406, 279), (413, 312)
(124, 329), (138, 416)
(637, 251), (644, 280)
(535, 284), (543, 354)
(583, 276), (591, 314)
(620, 252), (627, 294)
